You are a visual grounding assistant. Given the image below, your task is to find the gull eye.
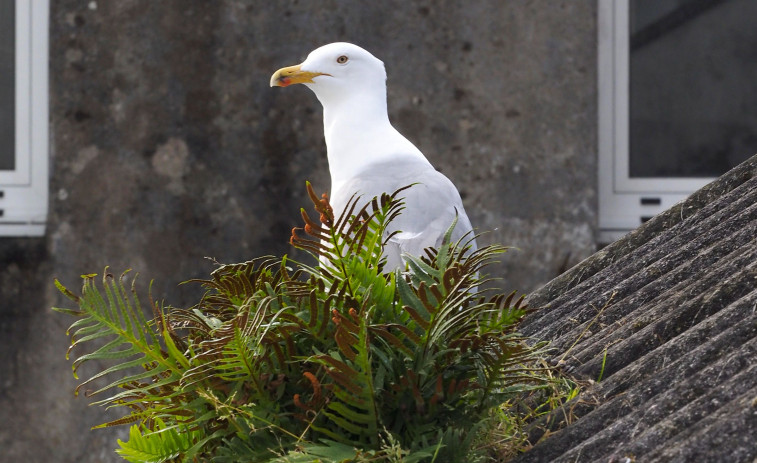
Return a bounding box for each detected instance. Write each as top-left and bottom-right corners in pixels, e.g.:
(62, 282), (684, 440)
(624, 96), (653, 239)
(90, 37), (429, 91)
(336, 55), (349, 64)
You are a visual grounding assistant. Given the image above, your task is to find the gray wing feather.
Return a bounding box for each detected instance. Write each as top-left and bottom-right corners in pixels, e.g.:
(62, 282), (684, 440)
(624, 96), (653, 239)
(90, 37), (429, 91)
(331, 159), (476, 269)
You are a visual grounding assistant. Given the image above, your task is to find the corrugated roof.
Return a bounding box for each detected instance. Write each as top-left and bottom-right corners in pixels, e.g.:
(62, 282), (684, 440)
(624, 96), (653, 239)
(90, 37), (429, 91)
(514, 155), (757, 463)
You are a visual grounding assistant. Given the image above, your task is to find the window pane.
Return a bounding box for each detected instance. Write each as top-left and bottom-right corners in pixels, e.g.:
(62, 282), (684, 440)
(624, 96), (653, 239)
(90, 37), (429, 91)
(0, 0), (14, 171)
(629, 0), (757, 178)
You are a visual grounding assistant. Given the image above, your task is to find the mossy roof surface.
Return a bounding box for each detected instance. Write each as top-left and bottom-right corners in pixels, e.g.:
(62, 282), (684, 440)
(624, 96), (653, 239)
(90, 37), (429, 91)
(515, 154), (757, 463)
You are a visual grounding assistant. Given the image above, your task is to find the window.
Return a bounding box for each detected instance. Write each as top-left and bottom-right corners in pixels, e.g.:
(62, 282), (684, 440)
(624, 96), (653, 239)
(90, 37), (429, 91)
(598, 0), (757, 243)
(0, 0), (48, 237)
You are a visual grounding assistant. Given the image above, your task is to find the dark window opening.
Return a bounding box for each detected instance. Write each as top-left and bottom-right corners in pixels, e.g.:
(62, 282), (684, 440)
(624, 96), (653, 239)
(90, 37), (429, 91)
(0, 0), (15, 171)
(629, 0), (757, 178)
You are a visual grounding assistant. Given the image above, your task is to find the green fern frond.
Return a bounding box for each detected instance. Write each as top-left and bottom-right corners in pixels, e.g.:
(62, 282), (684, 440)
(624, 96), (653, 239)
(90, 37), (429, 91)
(291, 183), (408, 294)
(274, 439), (364, 463)
(310, 306), (380, 447)
(116, 418), (202, 463)
(53, 271), (186, 413)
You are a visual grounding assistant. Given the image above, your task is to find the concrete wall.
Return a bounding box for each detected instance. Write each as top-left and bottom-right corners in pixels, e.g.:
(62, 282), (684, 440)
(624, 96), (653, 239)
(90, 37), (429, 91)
(0, 1), (596, 461)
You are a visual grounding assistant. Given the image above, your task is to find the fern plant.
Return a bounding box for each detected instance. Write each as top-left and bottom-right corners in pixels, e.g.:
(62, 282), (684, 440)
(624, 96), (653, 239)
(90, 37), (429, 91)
(54, 182), (549, 462)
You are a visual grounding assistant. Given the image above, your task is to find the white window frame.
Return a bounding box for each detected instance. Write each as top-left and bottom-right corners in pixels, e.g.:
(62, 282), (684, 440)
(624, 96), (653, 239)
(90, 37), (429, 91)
(598, 0), (713, 243)
(0, 0), (48, 236)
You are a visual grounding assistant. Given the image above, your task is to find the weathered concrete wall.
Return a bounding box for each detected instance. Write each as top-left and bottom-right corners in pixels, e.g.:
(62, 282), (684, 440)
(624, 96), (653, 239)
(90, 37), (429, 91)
(0, 1), (596, 461)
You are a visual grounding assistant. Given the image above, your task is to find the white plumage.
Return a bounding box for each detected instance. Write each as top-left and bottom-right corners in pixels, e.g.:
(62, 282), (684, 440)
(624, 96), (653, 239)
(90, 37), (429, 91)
(271, 42), (476, 269)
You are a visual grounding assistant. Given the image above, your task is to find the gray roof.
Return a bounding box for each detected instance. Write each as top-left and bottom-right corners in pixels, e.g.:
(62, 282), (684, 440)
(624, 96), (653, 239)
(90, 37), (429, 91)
(514, 154), (757, 463)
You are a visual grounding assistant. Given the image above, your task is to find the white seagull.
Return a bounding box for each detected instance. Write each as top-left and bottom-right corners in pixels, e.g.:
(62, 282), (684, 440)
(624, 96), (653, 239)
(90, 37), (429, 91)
(270, 42), (476, 269)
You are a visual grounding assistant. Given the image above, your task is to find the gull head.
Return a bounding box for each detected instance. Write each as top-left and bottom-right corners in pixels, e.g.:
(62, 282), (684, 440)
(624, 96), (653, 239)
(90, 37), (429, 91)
(270, 42), (387, 104)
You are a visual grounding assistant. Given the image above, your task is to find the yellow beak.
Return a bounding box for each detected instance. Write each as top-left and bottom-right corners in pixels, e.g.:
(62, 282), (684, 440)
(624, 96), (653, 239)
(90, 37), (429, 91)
(270, 64), (330, 87)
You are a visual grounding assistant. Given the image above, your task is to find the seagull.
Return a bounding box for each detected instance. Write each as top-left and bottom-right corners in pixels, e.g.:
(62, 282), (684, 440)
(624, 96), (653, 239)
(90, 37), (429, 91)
(270, 42), (476, 270)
